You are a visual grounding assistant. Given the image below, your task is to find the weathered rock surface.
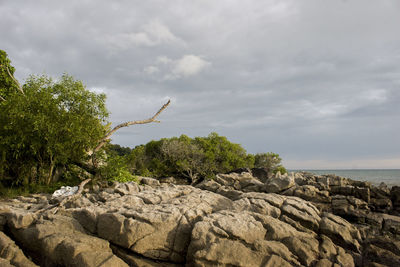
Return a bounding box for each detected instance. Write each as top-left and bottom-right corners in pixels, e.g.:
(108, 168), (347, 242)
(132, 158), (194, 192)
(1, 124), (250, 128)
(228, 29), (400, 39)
(0, 231), (38, 267)
(0, 169), (399, 266)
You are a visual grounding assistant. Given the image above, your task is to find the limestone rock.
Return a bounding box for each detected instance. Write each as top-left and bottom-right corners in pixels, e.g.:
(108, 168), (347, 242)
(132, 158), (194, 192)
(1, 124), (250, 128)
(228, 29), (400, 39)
(319, 212), (361, 252)
(1, 173), (398, 267)
(282, 235), (319, 266)
(319, 235), (338, 261)
(263, 254), (292, 267)
(382, 214), (400, 234)
(11, 215), (127, 267)
(114, 181), (140, 195)
(5, 211), (36, 229)
(315, 258), (335, 267)
(187, 210), (300, 266)
(264, 172), (295, 193)
(363, 243), (400, 267)
(196, 179), (243, 200)
(214, 172), (264, 191)
(391, 186), (400, 214)
(0, 231), (38, 267)
(283, 184), (331, 203)
(232, 193), (282, 218)
(250, 168), (270, 183)
(336, 247), (355, 267)
(95, 186), (233, 263)
(281, 197), (321, 231)
(138, 177), (161, 186)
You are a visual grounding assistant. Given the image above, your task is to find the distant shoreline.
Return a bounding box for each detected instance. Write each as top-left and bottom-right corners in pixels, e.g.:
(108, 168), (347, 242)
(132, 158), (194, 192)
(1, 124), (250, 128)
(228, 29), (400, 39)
(289, 169), (400, 186)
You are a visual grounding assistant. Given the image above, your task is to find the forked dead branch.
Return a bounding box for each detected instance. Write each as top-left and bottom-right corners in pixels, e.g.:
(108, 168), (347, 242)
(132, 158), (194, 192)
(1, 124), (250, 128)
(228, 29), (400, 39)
(91, 99), (171, 165)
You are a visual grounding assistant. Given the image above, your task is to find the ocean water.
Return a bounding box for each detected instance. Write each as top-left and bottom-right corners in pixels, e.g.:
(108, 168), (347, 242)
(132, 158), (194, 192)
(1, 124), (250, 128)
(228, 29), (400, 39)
(289, 169), (400, 187)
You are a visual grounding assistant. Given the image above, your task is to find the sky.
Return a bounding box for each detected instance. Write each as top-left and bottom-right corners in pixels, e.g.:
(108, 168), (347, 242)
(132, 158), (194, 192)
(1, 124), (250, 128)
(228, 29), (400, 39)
(1, 0), (400, 169)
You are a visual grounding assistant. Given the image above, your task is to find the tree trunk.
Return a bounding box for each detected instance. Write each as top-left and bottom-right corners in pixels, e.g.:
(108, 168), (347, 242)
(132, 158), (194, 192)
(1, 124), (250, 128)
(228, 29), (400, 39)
(47, 156), (55, 185)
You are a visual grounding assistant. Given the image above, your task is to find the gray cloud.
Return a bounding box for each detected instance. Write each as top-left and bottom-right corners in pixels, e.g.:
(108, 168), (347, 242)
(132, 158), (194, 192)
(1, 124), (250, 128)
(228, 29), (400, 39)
(1, 0), (400, 169)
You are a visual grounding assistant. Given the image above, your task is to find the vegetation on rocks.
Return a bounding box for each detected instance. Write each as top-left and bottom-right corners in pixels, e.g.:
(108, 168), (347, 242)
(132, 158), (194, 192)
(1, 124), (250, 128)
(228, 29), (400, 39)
(0, 49), (285, 196)
(126, 133), (286, 182)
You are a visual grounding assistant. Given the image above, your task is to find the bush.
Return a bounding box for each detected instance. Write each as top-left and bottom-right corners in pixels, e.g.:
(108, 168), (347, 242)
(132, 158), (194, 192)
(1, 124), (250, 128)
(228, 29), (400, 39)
(0, 73), (109, 186)
(127, 132), (257, 181)
(98, 154), (138, 183)
(254, 152), (286, 175)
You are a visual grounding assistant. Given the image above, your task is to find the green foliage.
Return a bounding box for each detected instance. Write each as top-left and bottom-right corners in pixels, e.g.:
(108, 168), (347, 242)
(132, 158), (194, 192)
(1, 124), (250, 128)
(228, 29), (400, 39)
(194, 133), (255, 178)
(106, 143), (132, 157)
(274, 165), (287, 175)
(99, 155), (138, 183)
(0, 74), (109, 185)
(254, 152), (286, 175)
(0, 50), (19, 99)
(127, 132), (256, 181)
(0, 50), (287, 192)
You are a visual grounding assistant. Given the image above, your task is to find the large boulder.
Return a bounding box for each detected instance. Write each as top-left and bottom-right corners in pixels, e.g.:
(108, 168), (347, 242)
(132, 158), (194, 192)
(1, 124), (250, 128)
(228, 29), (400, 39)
(214, 172), (265, 192)
(187, 210), (301, 266)
(264, 172), (295, 193)
(282, 184), (331, 203)
(11, 215), (127, 266)
(319, 212), (361, 252)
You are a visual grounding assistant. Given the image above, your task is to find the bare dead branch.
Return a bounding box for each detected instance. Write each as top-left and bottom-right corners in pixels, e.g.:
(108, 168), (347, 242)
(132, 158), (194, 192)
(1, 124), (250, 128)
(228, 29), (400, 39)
(5, 66), (24, 95)
(93, 99), (171, 154)
(0, 95), (5, 101)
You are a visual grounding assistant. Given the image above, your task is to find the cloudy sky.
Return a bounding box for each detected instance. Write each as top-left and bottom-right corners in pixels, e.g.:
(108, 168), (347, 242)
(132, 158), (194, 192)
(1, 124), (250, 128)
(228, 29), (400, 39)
(1, 0), (400, 169)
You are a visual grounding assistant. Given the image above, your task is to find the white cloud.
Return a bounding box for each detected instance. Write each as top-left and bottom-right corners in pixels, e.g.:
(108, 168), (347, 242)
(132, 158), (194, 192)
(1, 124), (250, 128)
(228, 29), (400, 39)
(145, 55), (211, 80)
(156, 56), (172, 64)
(105, 20), (183, 49)
(171, 55), (211, 78)
(142, 20), (182, 45)
(143, 66), (159, 74)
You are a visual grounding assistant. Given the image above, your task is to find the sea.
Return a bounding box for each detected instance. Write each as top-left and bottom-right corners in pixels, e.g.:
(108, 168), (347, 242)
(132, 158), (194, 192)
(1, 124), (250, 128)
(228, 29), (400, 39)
(289, 169), (400, 187)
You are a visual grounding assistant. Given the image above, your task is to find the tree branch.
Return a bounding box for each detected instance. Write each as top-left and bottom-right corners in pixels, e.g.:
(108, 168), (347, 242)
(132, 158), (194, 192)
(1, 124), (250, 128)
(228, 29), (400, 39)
(93, 99), (171, 154)
(5, 66), (24, 95)
(0, 95), (5, 101)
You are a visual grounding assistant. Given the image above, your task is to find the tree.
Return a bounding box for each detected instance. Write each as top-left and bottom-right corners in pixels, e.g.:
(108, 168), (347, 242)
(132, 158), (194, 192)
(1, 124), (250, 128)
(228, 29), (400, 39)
(160, 135), (205, 182)
(0, 50), (23, 100)
(127, 133), (256, 181)
(0, 74), (109, 185)
(0, 50), (170, 188)
(194, 132), (255, 177)
(254, 152), (286, 174)
(106, 143), (132, 157)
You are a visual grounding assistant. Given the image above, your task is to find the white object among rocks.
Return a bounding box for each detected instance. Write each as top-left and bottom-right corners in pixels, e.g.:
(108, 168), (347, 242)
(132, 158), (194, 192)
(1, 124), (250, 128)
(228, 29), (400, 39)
(52, 186), (79, 198)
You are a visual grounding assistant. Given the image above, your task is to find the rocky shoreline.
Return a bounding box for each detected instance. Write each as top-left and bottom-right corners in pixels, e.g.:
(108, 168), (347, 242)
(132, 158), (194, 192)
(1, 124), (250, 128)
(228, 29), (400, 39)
(1, 169), (400, 266)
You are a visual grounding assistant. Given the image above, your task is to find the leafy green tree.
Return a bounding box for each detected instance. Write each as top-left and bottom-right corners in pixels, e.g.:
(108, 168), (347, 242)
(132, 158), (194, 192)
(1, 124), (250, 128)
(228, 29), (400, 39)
(0, 50), (23, 100)
(98, 154), (137, 183)
(194, 132), (254, 177)
(126, 145), (151, 176)
(160, 135), (205, 181)
(106, 143), (132, 157)
(254, 152), (286, 174)
(127, 133), (255, 181)
(1, 50), (170, 192)
(0, 74), (109, 185)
